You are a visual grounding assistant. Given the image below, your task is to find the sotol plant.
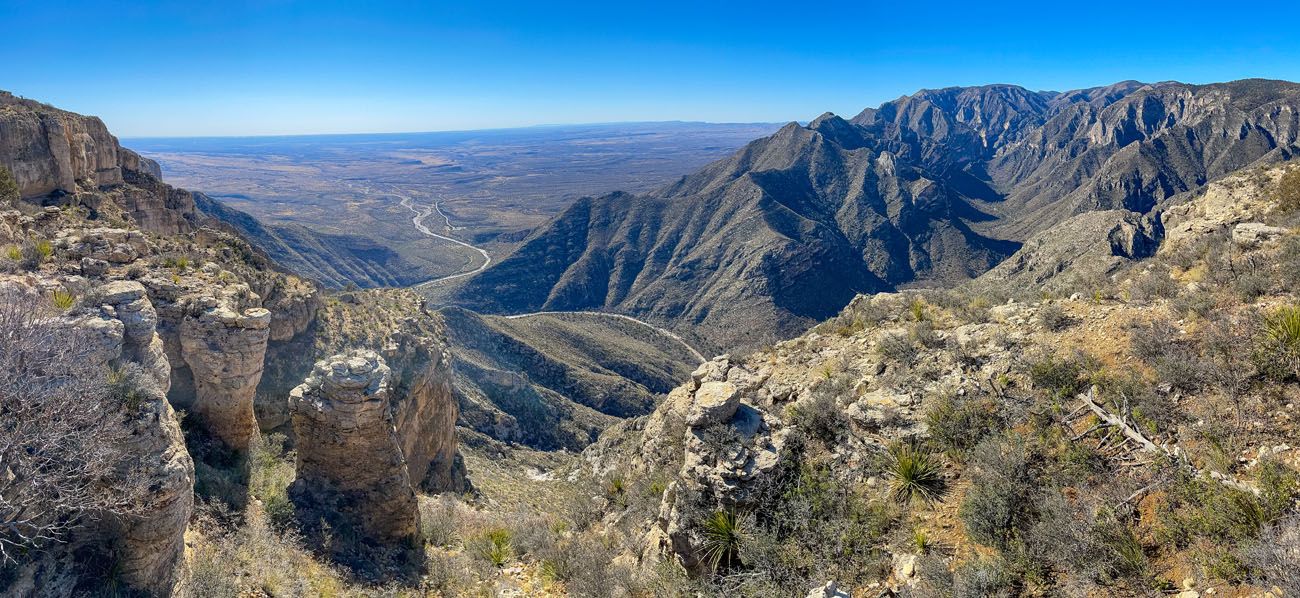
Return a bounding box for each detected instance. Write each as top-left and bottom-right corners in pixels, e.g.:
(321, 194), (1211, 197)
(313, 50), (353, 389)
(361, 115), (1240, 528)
(700, 510), (743, 572)
(886, 441), (945, 503)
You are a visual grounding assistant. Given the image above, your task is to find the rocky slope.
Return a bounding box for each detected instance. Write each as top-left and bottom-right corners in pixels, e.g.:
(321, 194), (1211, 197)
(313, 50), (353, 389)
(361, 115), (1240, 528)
(568, 161), (1300, 596)
(440, 307), (701, 450)
(446, 79), (1300, 353)
(0, 95), (468, 595)
(194, 192), (433, 288)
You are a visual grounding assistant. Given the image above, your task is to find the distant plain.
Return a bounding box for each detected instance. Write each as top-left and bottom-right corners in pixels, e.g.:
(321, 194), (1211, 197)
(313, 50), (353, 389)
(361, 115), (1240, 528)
(127, 122), (782, 282)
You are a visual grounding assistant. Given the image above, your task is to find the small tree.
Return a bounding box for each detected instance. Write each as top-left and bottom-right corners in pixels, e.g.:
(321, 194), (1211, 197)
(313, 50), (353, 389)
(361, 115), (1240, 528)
(0, 290), (150, 561)
(0, 165), (18, 205)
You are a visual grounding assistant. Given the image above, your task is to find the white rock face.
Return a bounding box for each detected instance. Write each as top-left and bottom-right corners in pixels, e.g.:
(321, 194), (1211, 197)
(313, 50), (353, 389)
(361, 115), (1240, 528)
(685, 381), (741, 427)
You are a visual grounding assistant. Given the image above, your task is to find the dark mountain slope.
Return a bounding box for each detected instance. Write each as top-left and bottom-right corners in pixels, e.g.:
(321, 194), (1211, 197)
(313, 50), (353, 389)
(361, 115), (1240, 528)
(194, 193), (430, 288)
(448, 115), (1015, 352)
(446, 79), (1300, 353)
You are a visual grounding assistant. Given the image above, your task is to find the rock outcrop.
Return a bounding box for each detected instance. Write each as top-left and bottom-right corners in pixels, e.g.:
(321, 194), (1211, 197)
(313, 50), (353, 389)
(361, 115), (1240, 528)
(289, 350), (420, 544)
(0, 91), (197, 234)
(384, 331), (464, 492)
(180, 301), (272, 452)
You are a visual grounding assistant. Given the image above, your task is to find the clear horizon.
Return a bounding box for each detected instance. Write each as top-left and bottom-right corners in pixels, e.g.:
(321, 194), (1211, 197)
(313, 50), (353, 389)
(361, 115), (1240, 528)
(6, 0), (1300, 137)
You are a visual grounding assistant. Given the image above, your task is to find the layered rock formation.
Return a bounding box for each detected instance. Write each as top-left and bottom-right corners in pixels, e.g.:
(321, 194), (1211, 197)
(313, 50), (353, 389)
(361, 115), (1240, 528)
(384, 331), (464, 492)
(180, 302), (272, 452)
(0, 91), (198, 234)
(289, 350), (420, 544)
(78, 282), (194, 594)
(0, 279), (196, 596)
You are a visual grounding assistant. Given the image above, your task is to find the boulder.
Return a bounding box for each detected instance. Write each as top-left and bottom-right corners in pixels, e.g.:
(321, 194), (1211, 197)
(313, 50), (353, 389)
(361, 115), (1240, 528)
(1232, 222), (1289, 248)
(685, 381), (741, 427)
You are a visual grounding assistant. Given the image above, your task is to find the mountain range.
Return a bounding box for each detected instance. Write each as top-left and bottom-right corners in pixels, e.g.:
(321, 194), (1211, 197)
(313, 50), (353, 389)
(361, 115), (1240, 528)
(444, 79), (1300, 352)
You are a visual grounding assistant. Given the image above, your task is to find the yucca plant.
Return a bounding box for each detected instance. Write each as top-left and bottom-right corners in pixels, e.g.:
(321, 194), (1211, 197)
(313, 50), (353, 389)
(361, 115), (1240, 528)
(4, 245), (20, 261)
(1265, 306), (1300, 377)
(886, 441), (946, 503)
(34, 239), (53, 259)
(471, 528), (513, 568)
(51, 288), (75, 310)
(700, 510), (743, 572)
(908, 297), (927, 322)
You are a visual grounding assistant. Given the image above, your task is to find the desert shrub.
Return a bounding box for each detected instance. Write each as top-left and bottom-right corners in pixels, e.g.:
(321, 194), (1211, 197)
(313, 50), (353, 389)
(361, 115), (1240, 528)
(418, 494), (459, 548)
(1200, 312), (1257, 398)
(740, 460), (898, 594)
(1171, 286), (1218, 319)
(106, 365), (161, 415)
(952, 556), (1016, 598)
(249, 433), (295, 529)
(1152, 346), (1206, 393)
(885, 441), (945, 503)
(1277, 236), (1300, 292)
(1274, 167), (1300, 213)
(1026, 352), (1095, 399)
(539, 534), (638, 598)
(177, 506), (347, 597)
(959, 437), (1038, 551)
(181, 542), (241, 598)
(877, 332), (918, 366)
(424, 550), (473, 596)
(910, 320), (944, 349)
(1037, 302), (1071, 331)
(1243, 513), (1300, 596)
(1129, 267), (1179, 302)
(1156, 463), (1297, 573)
(790, 375), (850, 442)
(18, 239), (51, 271)
(1127, 318), (1179, 363)
(1233, 269), (1272, 302)
(925, 395), (1004, 459)
(0, 166), (18, 204)
(0, 296), (155, 560)
(468, 527), (514, 568)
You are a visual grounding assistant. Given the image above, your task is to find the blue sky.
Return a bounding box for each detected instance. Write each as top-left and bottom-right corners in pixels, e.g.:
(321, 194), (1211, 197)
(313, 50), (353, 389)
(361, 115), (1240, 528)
(4, 0), (1299, 137)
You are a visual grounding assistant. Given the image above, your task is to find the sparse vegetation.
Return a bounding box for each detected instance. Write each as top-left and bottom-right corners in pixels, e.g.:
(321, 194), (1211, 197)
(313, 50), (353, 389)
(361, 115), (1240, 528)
(0, 166), (18, 205)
